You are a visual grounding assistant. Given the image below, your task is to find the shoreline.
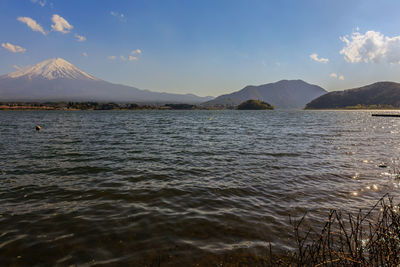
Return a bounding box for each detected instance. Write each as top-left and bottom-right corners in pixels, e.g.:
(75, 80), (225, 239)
(2, 102), (400, 111)
(3, 107), (400, 111)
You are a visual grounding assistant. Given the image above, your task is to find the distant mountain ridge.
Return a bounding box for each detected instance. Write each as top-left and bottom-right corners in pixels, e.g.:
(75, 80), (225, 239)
(202, 80), (327, 109)
(305, 82), (400, 109)
(0, 58), (213, 103)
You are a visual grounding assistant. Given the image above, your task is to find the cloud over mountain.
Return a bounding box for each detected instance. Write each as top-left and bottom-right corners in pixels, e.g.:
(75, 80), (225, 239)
(110, 11), (126, 22)
(17, 16), (46, 35)
(1, 42), (26, 53)
(340, 30), (400, 64)
(30, 0), (46, 7)
(51, 14), (73, 33)
(131, 49), (142, 54)
(75, 34), (86, 42)
(330, 73), (344, 80)
(17, 15), (77, 37)
(309, 53), (329, 63)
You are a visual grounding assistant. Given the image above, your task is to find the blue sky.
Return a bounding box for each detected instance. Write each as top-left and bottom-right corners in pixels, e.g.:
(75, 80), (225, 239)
(1, 0), (400, 96)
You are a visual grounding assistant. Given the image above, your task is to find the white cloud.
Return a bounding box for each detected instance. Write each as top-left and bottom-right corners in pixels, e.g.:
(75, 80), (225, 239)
(13, 65), (23, 70)
(82, 52), (88, 57)
(330, 73), (344, 80)
(30, 0), (46, 7)
(75, 34), (86, 42)
(1, 42), (26, 53)
(51, 14), (73, 33)
(110, 11), (126, 22)
(17, 17), (46, 35)
(108, 54), (139, 61)
(131, 49), (142, 54)
(309, 53), (329, 63)
(340, 30), (400, 64)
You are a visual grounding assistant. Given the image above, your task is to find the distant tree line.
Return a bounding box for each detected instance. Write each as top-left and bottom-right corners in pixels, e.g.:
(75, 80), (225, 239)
(0, 102), (206, 110)
(0, 100), (280, 110)
(66, 102), (142, 110)
(344, 104), (398, 109)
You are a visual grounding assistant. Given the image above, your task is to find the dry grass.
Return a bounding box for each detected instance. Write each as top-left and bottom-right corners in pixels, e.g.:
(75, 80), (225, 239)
(269, 194), (400, 266)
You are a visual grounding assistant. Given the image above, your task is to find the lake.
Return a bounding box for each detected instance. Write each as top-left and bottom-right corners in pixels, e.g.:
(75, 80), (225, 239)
(1, 110), (399, 265)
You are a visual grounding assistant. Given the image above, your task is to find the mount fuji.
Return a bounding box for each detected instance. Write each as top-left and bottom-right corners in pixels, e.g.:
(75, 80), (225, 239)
(0, 58), (213, 103)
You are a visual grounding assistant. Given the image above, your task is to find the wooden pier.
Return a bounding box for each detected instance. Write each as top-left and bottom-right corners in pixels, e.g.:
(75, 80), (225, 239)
(372, 114), (400, 117)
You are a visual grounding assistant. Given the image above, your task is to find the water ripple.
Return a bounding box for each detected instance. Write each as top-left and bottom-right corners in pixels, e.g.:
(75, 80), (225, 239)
(0, 110), (399, 265)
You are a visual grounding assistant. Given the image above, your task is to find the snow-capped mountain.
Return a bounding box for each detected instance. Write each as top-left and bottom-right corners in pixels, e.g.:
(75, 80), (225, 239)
(7, 58), (100, 81)
(0, 58), (213, 103)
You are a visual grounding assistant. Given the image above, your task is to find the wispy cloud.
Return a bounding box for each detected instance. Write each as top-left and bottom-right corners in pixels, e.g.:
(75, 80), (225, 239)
(340, 30), (400, 64)
(108, 52), (141, 62)
(330, 73), (344, 80)
(13, 64), (23, 70)
(30, 0), (46, 7)
(51, 14), (73, 33)
(1, 42), (26, 53)
(17, 16), (46, 35)
(309, 53), (329, 63)
(110, 11), (126, 22)
(75, 33), (86, 42)
(82, 52), (88, 57)
(129, 49), (142, 61)
(131, 49), (142, 55)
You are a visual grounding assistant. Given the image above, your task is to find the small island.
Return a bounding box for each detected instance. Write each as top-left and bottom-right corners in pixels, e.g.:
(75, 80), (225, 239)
(237, 99), (274, 110)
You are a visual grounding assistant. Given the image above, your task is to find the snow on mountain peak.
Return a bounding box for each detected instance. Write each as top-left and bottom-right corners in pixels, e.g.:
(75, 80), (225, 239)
(7, 58), (100, 81)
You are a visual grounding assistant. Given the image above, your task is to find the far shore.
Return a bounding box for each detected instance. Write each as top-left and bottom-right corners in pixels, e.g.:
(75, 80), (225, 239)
(0, 102), (214, 111)
(2, 102), (400, 111)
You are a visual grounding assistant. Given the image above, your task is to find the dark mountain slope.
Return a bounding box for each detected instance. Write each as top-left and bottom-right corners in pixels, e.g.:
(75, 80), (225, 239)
(203, 80), (326, 109)
(306, 82), (400, 109)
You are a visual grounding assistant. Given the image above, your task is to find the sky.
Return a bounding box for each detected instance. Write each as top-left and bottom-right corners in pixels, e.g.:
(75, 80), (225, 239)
(1, 0), (400, 97)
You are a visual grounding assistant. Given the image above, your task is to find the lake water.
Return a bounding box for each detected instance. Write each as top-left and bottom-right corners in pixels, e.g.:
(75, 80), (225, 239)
(1, 110), (400, 265)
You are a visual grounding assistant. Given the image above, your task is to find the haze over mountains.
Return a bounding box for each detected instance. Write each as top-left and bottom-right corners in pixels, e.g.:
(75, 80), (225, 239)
(203, 80), (327, 109)
(3, 58), (400, 109)
(306, 82), (400, 109)
(0, 58), (213, 103)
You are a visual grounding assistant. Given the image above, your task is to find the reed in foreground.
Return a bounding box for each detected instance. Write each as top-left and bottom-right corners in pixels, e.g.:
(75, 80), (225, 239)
(271, 194), (400, 266)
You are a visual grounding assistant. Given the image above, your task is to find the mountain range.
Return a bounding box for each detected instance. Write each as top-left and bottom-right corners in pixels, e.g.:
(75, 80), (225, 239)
(0, 58), (213, 103)
(305, 82), (400, 109)
(202, 80), (327, 109)
(4, 58), (399, 109)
